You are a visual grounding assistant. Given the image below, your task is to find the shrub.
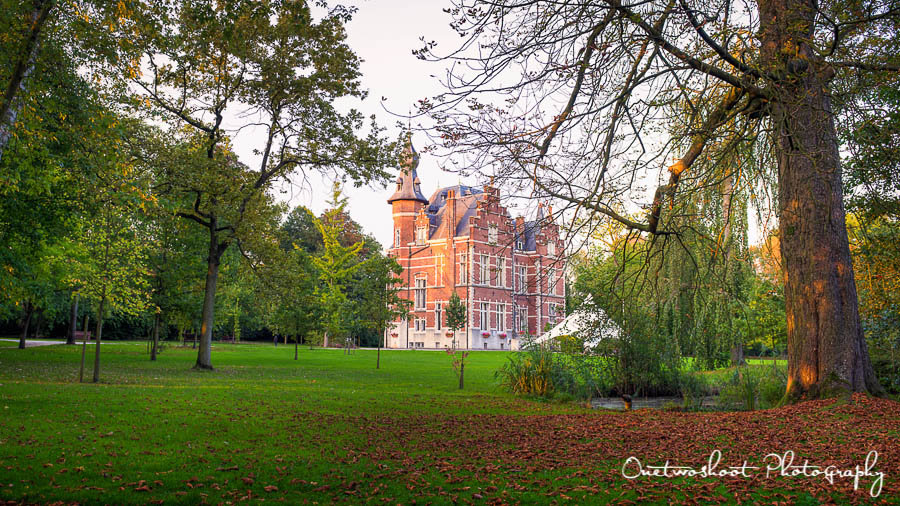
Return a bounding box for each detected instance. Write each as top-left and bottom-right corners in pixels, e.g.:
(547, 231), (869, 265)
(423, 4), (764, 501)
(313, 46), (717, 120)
(495, 344), (612, 401)
(717, 366), (786, 410)
(871, 356), (900, 395)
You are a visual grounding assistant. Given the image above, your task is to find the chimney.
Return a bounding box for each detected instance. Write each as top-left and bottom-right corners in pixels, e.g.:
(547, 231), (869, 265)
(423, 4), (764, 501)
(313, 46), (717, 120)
(447, 190), (457, 241)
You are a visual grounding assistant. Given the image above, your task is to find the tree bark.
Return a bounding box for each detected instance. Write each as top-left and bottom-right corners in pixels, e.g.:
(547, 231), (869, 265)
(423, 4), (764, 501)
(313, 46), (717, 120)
(92, 295), (105, 383)
(18, 301), (33, 349)
(458, 360), (465, 390)
(294, 337), (298, 360)
(731, 343), (745, 367)
(151, 311), (160, 361)
(66, 294), (79, 345)
(79, 314), (89, 383)
(759, 0), (881, 399)
(0, 0), (54, 163)
(196, 222), (226, 370)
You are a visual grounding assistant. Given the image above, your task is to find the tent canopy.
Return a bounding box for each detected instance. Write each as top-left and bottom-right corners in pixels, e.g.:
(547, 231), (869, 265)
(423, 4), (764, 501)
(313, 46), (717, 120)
(534, 296), (622, 349)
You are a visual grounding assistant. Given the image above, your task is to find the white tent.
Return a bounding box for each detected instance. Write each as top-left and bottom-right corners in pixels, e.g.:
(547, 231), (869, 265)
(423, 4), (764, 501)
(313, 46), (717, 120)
(533, 297), (622, 349)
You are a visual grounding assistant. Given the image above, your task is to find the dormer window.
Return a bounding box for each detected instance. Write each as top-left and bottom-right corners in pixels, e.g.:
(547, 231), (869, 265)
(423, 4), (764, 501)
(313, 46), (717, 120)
(516, 237), (524, 250)
(415, 226), (427, 245)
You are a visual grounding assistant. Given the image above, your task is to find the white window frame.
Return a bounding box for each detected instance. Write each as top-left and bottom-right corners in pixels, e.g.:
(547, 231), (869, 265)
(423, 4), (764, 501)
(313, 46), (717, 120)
(458, 253), (467, 285)
(415, 226), (427, 245)
(488, 224), (498, 244)
(517, 307), (528, 332)
(414, 277), (426, 310)
(435, 302), (443, 331)
(497, 303), (505, 332)
(414, 317), (426, 332)
(479, 254), (490, 285)
(517, 266), (527, 293)
(479, 302), (489, 330)
(547, 241), (556, 256)
(498, 257), (507, 287)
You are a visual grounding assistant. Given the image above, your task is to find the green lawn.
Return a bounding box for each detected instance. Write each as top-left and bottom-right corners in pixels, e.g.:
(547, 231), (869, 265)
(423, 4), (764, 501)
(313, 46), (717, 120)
(1, 342), (897, 504)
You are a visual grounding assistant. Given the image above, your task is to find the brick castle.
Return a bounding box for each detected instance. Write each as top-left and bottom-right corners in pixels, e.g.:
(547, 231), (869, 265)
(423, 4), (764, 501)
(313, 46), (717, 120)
(385, 138), (566, 350)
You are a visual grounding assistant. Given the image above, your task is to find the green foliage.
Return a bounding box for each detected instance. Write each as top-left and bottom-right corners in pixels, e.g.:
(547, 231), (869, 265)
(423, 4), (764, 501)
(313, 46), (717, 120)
(717, 365), (787, 411)
(445, 292), (467, 348)
(496, 346), (599, 401)
(311, 186), (365, 343)
(352, 253), (410, 345)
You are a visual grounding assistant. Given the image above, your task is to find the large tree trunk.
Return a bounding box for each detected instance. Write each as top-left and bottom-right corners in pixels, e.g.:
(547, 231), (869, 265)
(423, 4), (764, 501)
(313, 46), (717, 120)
(759, 0), (881, 399)
(92, 295), (105, 383)
(0, 0), (54, 163)
(18, 301), (33, 349)
(196, 223), (225, 370)
(66, 294), (78, 345)
(151, 311), (160, 361)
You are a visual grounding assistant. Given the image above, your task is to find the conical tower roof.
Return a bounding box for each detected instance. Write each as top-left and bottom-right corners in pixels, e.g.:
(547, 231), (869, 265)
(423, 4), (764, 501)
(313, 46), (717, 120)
(387, 136), (428, 204)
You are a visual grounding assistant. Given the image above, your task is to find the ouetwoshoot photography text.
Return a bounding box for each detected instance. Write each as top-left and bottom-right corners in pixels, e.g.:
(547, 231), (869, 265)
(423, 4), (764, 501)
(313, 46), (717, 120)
(622, 450), (886, 498)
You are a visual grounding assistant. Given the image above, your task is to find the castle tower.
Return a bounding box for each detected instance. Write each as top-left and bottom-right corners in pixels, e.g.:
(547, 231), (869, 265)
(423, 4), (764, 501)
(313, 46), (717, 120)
(387, 136), (428, 248)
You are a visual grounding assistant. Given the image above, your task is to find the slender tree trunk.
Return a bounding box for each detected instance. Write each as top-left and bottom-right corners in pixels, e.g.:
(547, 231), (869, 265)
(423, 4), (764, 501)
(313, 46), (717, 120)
(79, 314), (89, 383)
(759, 0), (881, 399)
(18, 301), (33, 349)
(92, 295), (105, 383)
(196, 223), (225, 370)
(458, 360), (465, 390)
(377, 331), (381, 369)
(66, 294), (79, 345)
(294, 336), (298, 360)
(151, 311), (160, 361)
(0, 0), (54, 163)
(33, 310), (44, 339)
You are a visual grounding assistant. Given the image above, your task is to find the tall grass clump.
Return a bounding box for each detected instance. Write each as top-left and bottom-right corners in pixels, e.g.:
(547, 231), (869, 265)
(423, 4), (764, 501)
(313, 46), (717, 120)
(495, 342), (611, 401)
(718, 365), (786, 410)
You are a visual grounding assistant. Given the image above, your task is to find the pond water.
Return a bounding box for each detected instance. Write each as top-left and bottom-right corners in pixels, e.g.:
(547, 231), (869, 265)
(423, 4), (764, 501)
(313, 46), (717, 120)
(591, 396), (719, 411)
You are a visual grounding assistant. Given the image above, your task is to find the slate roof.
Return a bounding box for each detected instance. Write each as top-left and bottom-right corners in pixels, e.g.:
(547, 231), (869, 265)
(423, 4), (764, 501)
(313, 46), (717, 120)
(422, 185), (541, 251)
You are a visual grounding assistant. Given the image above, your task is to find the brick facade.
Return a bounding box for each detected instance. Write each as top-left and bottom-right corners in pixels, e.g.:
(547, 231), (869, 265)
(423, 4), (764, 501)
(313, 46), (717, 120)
(385, 139), (566, 350)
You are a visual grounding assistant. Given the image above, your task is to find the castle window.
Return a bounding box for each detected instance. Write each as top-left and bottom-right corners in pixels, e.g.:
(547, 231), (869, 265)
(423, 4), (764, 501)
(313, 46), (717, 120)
(488, 224), (498, 244)
(547, 241), (556, 256)
(414, 277), (426, 309)
(458, 253), (467, 284)
(435, 302), (443, 331)
(497, 303), (505, 331)
(479, 254), (490, 285)
(517, 307), (528, 332)
(395, 229), (401, 247)
(548, 268), (556, 293)
(414, 318), (426, 332)
(516, 237), (524, 250)
(517, 266), (527, 293)
(415, 226), (427, 245)
(498, 257), (507, 287)
(479, 302), (489, 329)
